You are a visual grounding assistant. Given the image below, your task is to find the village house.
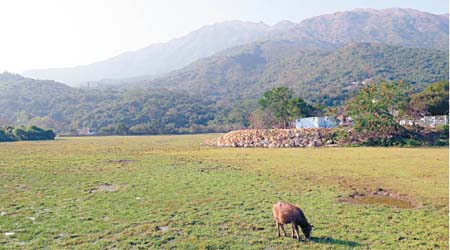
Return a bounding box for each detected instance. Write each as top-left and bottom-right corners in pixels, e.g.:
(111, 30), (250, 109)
(398, 115), (449, 127)
(336, 115), (353, 126)
(294, 116), (338, 129)
(77, 128), (96, 136)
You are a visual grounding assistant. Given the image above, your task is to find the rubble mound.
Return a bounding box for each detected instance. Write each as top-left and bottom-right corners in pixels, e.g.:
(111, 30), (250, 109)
(207, 129), (337, 148)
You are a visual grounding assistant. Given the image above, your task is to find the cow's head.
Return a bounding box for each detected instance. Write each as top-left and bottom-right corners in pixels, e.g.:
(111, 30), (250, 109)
(301, 223), (314, 240)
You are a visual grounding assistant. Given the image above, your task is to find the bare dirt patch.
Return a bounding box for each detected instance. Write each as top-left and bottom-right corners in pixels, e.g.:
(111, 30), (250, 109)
(157, 226), (169, 232)
(198, 164), (242, 173)
(338, 188), (416, 209)
(89, 183), (119, 193)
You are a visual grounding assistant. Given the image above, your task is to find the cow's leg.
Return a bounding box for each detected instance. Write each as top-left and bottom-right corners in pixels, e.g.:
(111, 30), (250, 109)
(280, 224), (288, 237)
(276, 222), (280, 237)
(291, 224), (297, 238)
(294, 223), (301, 241)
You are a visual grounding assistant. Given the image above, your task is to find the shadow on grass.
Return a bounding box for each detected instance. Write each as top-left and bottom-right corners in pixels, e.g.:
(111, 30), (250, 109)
(310, 236), (361, 247)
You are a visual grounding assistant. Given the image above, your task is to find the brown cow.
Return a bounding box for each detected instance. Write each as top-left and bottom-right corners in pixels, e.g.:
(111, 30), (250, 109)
(272, 201), (313, 241)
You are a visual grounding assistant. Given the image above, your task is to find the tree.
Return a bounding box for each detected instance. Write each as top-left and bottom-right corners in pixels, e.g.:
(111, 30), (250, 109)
(345, 82), (410, 136)
(258, 86), (319, 128)
(410, 81), (449, 117)
(13, 127), (28, 140)
(249, 109), (276, 129)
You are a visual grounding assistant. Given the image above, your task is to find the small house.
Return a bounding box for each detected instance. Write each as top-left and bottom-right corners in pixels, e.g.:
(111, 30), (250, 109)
(398, 115), (449, 127)
(336, 115), (353, 126)
(419, 115), (448, 127)
(294, 116), (337, 129)
(77, 128), (96, 136)
(398, 118), (415, 126)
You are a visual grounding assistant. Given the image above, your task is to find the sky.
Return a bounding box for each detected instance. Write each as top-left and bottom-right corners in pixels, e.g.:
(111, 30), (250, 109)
(0, 0), (448, 73)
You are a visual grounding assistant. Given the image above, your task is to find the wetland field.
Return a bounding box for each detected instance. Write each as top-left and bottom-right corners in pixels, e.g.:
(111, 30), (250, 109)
(0, 135), (448, 249)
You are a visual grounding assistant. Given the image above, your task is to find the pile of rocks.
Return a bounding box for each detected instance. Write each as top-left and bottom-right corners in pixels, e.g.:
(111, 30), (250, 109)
(208, 129), (338, 148)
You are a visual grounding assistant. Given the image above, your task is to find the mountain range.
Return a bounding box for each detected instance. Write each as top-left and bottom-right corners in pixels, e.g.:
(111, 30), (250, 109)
(1, 8), (448, 134)
(23, 8), (449, 86)
(24, 21), (286, 85)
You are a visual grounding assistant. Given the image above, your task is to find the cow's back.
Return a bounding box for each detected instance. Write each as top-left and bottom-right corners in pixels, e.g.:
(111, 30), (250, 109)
(272, 201), (301, 224)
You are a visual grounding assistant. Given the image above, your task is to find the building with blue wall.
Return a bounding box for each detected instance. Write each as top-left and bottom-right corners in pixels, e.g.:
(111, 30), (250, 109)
(294, 116), (337, 129)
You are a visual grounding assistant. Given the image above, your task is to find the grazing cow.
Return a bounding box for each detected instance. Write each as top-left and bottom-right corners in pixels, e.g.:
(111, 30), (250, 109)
(272, 201), (313, 241)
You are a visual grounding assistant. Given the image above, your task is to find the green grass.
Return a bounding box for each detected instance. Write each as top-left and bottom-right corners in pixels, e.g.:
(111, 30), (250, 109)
(0, 135), (448, 249)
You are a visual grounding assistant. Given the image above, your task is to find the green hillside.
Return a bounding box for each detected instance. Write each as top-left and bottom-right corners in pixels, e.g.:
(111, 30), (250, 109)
(0, 73), (244, 134)
(136, 42), (448, 105)
(0, 42), (448, 134)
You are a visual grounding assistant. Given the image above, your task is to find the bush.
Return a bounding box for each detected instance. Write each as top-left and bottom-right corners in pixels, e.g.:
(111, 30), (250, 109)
(0, 126), (55, 142)
(363, 137), (422, 147)
(331, 128), (351, 142)
(437, 124), (449, 139)
(0, 129), (14, 142)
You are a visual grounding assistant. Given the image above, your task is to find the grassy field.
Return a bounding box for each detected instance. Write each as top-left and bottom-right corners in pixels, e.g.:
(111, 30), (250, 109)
(0, 135), (448, 249)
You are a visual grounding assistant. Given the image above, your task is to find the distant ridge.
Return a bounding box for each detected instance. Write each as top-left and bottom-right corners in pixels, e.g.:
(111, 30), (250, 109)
(23, 8), (449, 86)
(23, 21), (278, 85)
(275, 8), (449, 49)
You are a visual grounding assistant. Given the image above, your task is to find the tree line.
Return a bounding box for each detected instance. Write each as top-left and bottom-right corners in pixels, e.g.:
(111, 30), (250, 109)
(0, 73), (447, 137)
(0, 126), (56, 142)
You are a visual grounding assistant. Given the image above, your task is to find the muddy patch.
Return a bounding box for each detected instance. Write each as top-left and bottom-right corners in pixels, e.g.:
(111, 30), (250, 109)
(250, 225), (265, 231)
(198, 165), (242, 173)
(89, 183), (119, 193)
(338, 188), (416, 209)
(106, 159), (135, 164)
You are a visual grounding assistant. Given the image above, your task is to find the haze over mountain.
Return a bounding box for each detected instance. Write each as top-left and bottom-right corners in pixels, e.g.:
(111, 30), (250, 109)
(23, 21), (285, 85)
(275, 8), (449, 49)
(23, 8), (449, 86)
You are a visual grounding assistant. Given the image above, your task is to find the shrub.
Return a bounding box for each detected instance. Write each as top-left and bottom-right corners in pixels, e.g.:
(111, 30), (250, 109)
(0, 126), (55, 142)
(331, 128), (351, 142)
(363, 137), (423, 147)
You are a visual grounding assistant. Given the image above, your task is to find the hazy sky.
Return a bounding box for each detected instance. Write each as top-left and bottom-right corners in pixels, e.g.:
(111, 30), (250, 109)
(0, 0), (448, 73)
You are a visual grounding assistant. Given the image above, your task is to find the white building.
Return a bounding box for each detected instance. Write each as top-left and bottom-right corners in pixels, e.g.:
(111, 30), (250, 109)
(398, 115), (449, 127)
(294, 116), (338, 129)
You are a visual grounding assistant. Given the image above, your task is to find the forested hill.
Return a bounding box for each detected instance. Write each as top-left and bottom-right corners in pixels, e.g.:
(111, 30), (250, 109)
(0, 73), (245, 134)
(130, 42), (449, 105)
(0, 73), (81, 126)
